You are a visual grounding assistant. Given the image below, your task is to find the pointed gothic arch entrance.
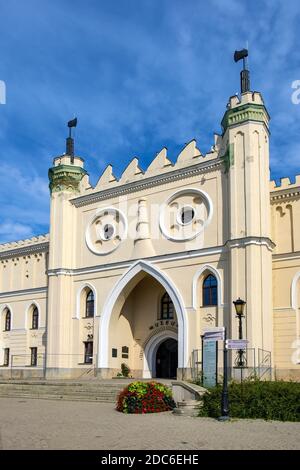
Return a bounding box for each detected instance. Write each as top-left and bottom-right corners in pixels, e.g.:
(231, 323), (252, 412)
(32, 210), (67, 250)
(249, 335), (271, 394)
(98, 260), (188, 378)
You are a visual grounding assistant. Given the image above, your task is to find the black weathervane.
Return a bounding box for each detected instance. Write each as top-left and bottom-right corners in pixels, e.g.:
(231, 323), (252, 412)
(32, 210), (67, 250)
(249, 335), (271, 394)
(234, 48), (250, 94)
(66, 117), (77, 162)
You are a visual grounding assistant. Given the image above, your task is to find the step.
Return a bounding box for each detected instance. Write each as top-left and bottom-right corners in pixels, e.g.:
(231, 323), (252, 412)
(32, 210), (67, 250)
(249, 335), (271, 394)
(0, 393), (118, 403)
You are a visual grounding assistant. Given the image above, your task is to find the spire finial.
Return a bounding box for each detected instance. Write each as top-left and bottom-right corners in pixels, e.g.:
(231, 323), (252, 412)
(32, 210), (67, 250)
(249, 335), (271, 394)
(234, 48), (250, 93)
(66, 117), (77, 162)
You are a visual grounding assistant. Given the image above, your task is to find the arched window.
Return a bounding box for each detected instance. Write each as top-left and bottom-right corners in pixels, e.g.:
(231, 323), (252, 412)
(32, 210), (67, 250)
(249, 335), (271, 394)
(32, 307), (39, 330)
(203, 274), (218, 306)
(4, 309), (11, 331)
(160, 293), (174, 320)
(85, 290), (94, 318)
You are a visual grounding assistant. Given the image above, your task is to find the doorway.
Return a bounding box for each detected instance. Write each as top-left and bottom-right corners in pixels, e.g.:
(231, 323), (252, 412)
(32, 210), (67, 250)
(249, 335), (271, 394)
(155, 338), (178, 378)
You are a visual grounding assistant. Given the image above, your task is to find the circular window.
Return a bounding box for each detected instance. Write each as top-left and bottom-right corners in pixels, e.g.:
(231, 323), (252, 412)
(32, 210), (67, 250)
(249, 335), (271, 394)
(159, 188), (213, 241)
(85, 207), (127, 255)
(103, 224), (115, 240)
(179, 206), (195, 225)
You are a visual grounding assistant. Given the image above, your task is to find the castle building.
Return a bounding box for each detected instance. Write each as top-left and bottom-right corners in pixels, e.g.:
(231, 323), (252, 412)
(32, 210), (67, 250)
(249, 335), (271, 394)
(0, 86), (299, 381)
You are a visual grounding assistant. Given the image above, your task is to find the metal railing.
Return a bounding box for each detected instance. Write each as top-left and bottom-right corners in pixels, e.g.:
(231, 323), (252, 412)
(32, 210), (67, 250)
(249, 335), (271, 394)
(191, 347), (270, 385)
(257, 348), (272, 380)
(3, 353), (98, 379)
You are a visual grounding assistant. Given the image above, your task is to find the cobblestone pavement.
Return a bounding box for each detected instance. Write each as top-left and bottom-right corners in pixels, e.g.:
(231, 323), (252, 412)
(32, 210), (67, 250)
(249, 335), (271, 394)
(0, 398), (299, 450)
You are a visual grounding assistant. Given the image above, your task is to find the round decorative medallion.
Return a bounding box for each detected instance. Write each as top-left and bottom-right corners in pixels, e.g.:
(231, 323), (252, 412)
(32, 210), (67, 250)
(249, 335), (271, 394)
(86, 207), (127, 255)
(159, 188), (213, 241)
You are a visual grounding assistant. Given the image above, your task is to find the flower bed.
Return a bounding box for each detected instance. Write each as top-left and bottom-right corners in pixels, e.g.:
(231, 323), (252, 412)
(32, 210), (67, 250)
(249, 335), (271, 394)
(116, 381), (176, 414)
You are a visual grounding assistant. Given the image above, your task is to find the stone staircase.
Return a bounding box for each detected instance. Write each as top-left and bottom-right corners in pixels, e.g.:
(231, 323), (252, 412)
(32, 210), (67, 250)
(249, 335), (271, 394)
(0, 378), (173, 403)
(0, 379), (130, 403)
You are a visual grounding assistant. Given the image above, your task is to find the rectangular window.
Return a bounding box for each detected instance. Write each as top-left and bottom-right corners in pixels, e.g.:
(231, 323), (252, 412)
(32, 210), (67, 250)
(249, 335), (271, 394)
(30, 347), (37, 366)
(122, 346), (129, 359)
(112, 348), (118, 358)
(3, 348), (9, 366)
(84, 341), (93, 364)
(159, 294), (174, 320)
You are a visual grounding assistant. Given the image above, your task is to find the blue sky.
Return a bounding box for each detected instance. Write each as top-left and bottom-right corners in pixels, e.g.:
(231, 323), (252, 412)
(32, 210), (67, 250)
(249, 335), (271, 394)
(0, 0), (300, 243)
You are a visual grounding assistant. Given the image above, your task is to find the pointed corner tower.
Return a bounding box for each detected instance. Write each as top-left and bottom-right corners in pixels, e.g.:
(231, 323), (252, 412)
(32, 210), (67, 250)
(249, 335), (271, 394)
(221, 50), (273, 357)
(46, 120), (88, 376)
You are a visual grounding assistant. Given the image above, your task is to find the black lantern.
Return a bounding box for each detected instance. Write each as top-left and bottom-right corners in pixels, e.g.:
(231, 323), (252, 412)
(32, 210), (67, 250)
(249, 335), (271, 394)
(233, 297), (246, 317)
(233, 298), (247, 367)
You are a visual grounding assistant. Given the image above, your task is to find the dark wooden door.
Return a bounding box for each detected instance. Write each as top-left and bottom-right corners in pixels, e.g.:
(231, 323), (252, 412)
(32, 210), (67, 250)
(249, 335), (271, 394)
(156, 338), (178, 378)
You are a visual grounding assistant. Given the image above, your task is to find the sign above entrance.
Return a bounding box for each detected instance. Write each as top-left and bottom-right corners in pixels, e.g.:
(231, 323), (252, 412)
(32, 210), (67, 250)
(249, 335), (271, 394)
(203, 327), (225, 342)
(149, 319), (178, 331)
(226, 339), (249, 350)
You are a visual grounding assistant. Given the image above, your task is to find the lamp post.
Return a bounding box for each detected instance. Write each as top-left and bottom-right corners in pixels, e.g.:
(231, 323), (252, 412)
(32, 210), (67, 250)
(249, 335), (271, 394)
(233, 298), (246, 367)
(219, 326), (230, 421)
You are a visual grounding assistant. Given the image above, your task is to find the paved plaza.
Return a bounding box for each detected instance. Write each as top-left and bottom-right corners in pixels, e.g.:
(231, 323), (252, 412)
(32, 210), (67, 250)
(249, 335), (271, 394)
(0, 397), (299, 450)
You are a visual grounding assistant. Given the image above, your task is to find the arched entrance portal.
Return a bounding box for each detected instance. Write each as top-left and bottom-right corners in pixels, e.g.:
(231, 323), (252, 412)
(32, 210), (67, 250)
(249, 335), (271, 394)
(98, 261), (188, 378)
(156, 338), (178, 379)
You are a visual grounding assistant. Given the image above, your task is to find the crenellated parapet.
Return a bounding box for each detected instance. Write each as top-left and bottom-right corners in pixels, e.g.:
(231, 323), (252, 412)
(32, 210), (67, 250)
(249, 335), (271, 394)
(0, 233), (49, 258)
(81, 137), (221, 203)
(48, 155), (88, 194)
(221, 91), (270, 133)
(270, 175), (300, 202)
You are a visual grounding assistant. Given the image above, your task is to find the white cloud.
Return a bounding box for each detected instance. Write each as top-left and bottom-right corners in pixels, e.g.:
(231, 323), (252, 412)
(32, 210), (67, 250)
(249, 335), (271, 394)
(0, 221), (33, 243)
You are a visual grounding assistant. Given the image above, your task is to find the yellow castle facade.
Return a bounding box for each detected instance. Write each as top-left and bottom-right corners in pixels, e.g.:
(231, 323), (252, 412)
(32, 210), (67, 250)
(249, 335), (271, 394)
(0, 89), (299, 381)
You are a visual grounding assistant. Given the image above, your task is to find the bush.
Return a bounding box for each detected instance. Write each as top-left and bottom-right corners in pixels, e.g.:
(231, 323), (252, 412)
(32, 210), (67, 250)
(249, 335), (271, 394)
(199, 379), (300, 422)
(116, 381), (176, 414)
(121, 363), (130, 377)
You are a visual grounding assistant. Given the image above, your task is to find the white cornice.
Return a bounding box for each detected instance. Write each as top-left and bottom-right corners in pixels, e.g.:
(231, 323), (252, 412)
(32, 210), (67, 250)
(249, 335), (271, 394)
(0, 242), (49, 259)
(225, 236), (275, 251)
(48, 236), (274, 277)
(272, 251), (300, 261)
(48, 247), (224, 277)
(270, 189), (300, 202)
(0, 287), (47, 299)
(70, 158), (223, 208)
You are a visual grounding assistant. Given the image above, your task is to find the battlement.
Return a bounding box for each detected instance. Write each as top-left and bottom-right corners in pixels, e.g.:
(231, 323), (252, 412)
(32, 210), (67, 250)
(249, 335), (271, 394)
(0, 233), (49, 253)
(227, 91), (265, 110)
(270, 175), (300, 192)
(84, 138), (220, 195)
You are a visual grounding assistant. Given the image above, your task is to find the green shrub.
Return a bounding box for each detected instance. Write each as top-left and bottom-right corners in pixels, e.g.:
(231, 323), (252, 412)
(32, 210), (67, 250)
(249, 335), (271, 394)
(121, 363), (130, 377)
(198, 380), (300, 422)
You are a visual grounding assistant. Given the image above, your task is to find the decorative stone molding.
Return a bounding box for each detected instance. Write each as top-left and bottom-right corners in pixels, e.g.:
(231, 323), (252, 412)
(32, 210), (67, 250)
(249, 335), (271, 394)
(75, 282), (98, 319)
(270, 175), (300, 191)
(95, 164), (117, 188)
(119, 158), (143, 183)
(272, 251), (300, 261)
(0, 234), (49, 252)
(225, 236), (275, 251)
(71, 158), (223, 208)
(192, 264), (223, 309)
(47, 237), (274, 279)
(48, 164), (87, 194)
(0, 234), (49, 259)
(85, 207), (128, 255)
(143, 329), (178, 378)
(176, 140), (201, 163)
(0, 286), (47, 299)
(146, 147), (172, 173)
(270, 190), (300, 203)
(291, 271), (300, 310)
(159, 188), (213, 242)
(221, 103), (269, 133)
(98, 259), (188, 370)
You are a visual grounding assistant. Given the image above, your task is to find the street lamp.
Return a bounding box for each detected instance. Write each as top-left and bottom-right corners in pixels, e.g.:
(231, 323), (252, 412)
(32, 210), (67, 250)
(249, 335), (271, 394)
(233, 298), (246, 367)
